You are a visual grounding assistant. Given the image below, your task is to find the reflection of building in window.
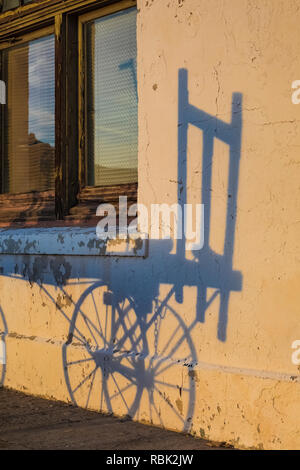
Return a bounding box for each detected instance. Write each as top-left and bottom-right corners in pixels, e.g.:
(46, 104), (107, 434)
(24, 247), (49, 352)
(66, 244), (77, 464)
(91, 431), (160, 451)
(27, 133), (55, 192)
(3, 34), (55, 194)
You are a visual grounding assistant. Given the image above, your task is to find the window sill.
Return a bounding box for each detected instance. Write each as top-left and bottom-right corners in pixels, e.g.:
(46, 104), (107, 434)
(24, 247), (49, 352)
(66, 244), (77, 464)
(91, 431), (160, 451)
(0, 226), (148, 257)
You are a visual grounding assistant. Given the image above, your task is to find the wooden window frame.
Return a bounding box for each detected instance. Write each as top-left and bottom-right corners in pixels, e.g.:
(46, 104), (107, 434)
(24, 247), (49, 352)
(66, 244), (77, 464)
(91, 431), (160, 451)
(0, 0), (137, 227)
(67, 0), (138, 223)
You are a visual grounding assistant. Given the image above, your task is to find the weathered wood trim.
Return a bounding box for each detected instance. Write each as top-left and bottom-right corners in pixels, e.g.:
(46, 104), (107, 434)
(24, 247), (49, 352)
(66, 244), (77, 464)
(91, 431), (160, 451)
(55, 12), (79, 219)
(0, 51), (5, 194)
(0, 182), (137, 226)
(79, 0), (136, 23)
(0, 190), (55, 222)
(0, 0), (136, 38)
(65, 11), (79, 212)
(68, 182), (138, 219)
(78, 8), (85, 190)
(55, 13), (66, 219)
(0, 24), (53, 49)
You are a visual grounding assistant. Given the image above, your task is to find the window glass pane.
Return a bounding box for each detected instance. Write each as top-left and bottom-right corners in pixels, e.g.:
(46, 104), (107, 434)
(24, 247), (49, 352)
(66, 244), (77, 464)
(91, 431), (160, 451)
(86, 7), (137, 187)
(3, 34), (55, 193)
(2, 0), (20, 13)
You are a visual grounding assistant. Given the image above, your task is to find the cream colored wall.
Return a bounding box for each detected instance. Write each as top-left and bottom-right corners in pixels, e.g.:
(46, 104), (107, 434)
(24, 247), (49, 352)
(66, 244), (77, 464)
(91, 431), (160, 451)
(139, 0), (300, 367)
(0, 0), (300, 450)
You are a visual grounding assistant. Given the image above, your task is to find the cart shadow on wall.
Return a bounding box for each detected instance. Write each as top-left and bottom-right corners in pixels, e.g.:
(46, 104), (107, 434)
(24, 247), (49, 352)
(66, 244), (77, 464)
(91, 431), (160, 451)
(0, 68), (243, 433)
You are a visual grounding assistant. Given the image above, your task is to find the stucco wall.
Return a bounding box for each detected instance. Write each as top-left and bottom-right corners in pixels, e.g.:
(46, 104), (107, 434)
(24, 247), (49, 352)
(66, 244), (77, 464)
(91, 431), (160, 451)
(1, 0), (300, 449)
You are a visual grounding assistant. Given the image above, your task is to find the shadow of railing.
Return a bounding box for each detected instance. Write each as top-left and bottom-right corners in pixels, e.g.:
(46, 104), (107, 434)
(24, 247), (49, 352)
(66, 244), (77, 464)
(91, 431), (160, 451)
(177, 68), (242, 341)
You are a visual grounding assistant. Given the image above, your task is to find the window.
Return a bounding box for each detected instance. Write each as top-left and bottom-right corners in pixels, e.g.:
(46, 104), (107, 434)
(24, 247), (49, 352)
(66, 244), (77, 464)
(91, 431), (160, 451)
(85, 7), (137, 187)
(2, 33), (55, 194)
(0, 0), (137, 225)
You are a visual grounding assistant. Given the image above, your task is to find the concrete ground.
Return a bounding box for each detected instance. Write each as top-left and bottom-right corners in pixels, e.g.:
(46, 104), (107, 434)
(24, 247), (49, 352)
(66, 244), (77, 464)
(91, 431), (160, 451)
(0, 387), (229, 450)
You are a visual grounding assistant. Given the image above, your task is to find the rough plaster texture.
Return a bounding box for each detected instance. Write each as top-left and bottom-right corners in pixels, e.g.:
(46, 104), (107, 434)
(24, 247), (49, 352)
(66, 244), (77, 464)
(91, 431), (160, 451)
(0, 0), (300, 450)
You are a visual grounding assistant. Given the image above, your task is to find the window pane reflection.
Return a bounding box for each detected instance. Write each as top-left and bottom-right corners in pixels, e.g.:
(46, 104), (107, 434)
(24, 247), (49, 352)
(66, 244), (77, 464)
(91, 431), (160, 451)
(86, 7), (137, 187)
(3, 34), (55, 194)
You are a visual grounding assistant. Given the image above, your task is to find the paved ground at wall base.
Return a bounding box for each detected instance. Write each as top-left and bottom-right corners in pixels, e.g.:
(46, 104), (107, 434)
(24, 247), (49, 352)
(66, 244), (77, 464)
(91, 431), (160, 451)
(0, 387), (229, 450)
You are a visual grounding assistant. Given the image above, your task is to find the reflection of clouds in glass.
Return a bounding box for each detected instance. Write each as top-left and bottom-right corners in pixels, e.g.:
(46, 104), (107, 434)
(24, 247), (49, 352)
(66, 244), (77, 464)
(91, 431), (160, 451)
(28, 35), (55, 147)
(29, 54), (51, 87)
(29, 107), (55, 144)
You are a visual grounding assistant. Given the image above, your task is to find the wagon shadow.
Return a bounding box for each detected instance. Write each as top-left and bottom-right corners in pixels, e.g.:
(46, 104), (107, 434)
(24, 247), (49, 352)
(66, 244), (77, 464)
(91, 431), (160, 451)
(0, 68), (243, 432)
(59, 68), (243, 429)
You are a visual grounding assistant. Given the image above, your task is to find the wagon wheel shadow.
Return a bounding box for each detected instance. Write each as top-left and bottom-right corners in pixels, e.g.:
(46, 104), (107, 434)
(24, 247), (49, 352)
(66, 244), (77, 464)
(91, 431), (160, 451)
(62, 281), (197, 432)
